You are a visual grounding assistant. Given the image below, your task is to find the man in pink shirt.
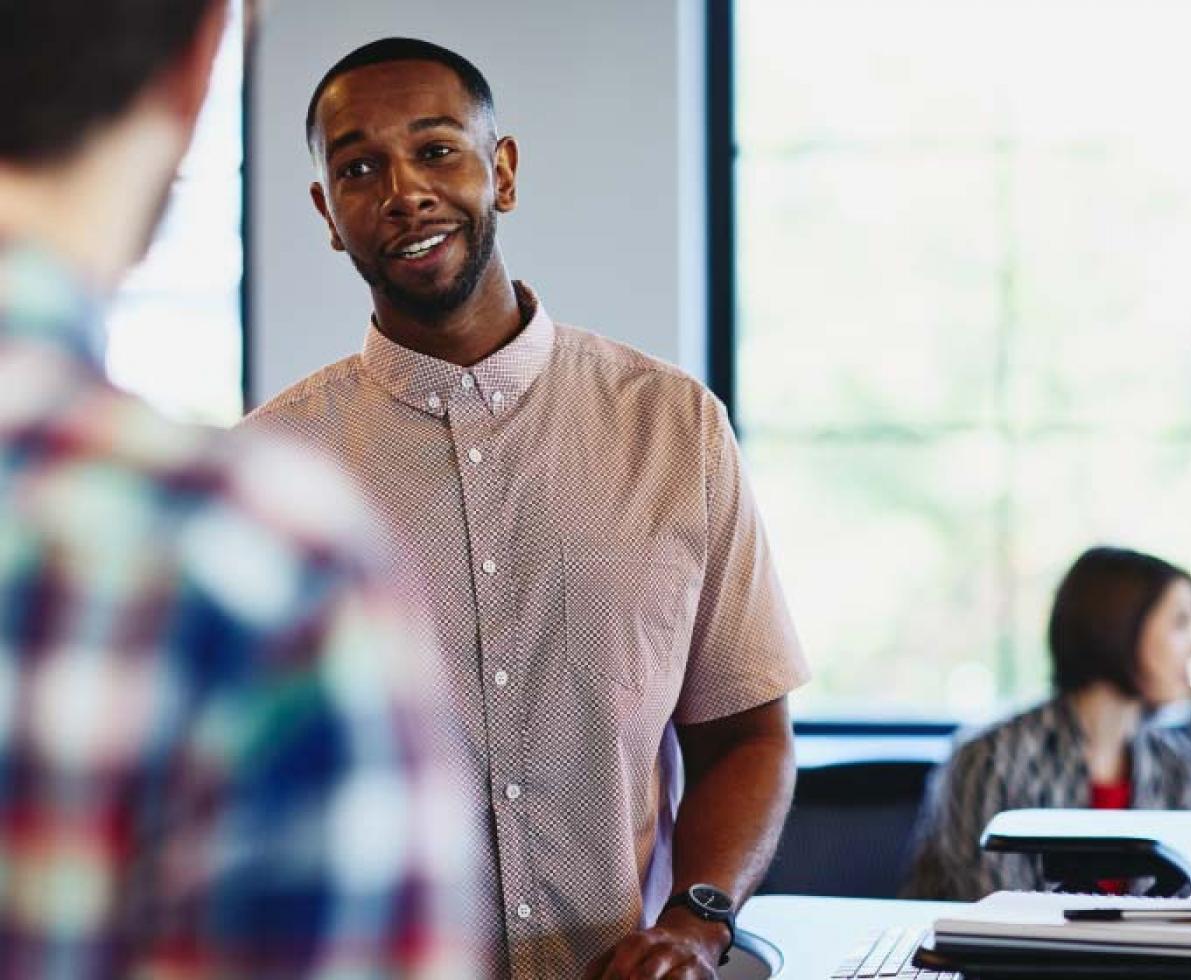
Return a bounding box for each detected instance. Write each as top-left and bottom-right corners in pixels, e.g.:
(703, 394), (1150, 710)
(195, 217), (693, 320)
(250, 37), (810, 979)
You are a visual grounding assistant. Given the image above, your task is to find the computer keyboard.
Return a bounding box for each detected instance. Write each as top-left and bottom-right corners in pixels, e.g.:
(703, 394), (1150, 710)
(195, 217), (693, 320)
(829, 926), (959, 979)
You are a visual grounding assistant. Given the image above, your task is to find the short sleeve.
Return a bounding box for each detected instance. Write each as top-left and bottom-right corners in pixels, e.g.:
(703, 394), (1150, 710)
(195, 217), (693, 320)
(673, 395), (810, 725)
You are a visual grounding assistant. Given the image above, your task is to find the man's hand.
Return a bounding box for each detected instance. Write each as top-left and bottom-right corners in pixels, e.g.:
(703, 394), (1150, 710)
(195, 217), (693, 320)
(583, 908), (730, 979)
(585, 697), (794, 979)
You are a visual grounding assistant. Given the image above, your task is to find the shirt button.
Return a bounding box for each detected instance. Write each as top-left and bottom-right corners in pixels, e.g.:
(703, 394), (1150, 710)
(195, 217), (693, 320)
(461, 373), (475, 390)
(468, 447), (483, 464)
(505, 783), (522, 801)
(482, 559), (497, 575)
(516, 903), (532, 920)
(426, 393), (441, 411)
(492, 390), (505, 407)
(494, 669), (509, 687)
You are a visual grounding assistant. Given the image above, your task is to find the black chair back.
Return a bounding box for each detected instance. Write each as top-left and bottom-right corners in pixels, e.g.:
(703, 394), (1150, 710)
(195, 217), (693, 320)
(759, 759), (935, 898)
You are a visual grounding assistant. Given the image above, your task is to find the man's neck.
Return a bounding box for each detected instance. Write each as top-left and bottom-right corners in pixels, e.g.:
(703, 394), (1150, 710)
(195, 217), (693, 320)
(0, 111), (180, 294)
(370, 258), (526, 367)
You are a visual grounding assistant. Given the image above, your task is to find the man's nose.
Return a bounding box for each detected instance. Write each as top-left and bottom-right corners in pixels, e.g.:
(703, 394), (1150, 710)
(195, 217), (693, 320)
(381, 162), (436, 216)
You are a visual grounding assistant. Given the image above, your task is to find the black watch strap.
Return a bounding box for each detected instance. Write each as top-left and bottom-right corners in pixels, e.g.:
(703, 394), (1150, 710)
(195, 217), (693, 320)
(662, 885), (736, 966)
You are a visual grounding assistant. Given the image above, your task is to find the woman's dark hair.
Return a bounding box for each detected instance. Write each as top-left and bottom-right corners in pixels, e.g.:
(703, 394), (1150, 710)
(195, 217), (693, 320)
(0, 0), (217, 164)
(305, 38), (496, 149)
(1048, 546), (1191, 697)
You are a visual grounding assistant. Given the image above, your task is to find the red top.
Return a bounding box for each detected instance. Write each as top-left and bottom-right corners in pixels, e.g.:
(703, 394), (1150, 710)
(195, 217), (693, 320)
(1090, 780), (1132, 810)
(1091, 779), (1133, 893)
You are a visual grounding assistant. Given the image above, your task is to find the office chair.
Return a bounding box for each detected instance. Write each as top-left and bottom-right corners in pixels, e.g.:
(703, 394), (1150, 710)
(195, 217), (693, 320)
(759, 759), (936, 898)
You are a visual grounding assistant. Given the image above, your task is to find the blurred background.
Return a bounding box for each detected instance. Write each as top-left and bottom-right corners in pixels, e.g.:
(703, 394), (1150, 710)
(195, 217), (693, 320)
(117, 0), (1191, 725)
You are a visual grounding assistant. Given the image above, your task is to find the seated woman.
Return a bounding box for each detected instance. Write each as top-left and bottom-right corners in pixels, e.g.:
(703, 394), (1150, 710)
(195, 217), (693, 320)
(903, 546), (1191, 900)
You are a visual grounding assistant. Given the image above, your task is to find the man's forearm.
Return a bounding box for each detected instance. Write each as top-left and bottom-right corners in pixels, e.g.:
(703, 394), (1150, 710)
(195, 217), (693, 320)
(671, 710), (797, 902)
(583, 704), (795, 976)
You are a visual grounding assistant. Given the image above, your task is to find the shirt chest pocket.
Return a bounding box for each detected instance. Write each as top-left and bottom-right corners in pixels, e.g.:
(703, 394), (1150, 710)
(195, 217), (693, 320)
(562, 537), (698, 692)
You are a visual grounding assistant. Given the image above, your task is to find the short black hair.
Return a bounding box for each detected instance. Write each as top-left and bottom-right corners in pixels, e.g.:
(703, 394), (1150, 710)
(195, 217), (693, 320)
(0, 0), (217, 163)
(305, 38), (496, 149)
(1048, 546), (1191, 697)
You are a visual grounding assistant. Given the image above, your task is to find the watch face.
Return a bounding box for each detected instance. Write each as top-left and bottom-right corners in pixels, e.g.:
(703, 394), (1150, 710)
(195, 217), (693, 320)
(691, 884), (733, 914)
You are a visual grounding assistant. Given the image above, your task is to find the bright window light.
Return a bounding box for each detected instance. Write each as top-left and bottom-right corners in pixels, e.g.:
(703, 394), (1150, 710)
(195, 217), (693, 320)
(106, 1), (244, 427)
(735, 0), (1191, 720)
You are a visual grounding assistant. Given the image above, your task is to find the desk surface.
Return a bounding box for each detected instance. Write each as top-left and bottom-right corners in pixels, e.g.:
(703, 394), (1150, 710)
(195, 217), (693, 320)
(735, 895), (957, 979)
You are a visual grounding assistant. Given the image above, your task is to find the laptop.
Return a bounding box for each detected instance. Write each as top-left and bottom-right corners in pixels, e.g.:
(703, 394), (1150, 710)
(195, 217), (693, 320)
(827, 921), (1191, 979)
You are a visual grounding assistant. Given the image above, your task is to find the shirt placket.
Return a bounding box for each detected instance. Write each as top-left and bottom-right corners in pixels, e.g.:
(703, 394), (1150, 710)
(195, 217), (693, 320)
(445, 373), (539, 969)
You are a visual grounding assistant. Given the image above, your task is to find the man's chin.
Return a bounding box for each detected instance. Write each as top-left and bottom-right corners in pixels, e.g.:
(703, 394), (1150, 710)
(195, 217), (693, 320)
(380, 281), (475, 321)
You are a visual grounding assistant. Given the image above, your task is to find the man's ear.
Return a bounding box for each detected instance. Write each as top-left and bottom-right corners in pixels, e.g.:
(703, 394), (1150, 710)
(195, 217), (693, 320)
(494, 136), (519, 213)
(310, 182), (346, 251)
(157, 0), (229, 130)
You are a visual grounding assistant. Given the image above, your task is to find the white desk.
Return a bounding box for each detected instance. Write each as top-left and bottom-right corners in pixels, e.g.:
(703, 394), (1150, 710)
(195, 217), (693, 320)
(727, 895), (957, 980)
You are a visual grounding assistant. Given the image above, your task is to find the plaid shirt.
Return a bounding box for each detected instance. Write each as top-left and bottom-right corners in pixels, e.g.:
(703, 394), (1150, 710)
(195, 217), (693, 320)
(0, 243), (473, 979)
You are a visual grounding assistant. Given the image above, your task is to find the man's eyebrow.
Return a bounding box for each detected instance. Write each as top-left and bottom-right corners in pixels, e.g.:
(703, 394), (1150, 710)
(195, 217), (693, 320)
(324, 129), (367, 160)
(409, 115), (466, 134)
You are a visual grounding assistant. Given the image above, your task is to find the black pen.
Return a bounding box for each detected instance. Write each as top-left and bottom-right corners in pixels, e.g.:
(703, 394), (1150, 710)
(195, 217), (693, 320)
(1064, 908), (1191, 922)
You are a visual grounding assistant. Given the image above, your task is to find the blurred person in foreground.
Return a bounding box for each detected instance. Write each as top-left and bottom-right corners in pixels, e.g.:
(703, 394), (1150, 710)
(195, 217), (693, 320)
(0, 2), (470, 976)
(246, 37), (808, 980)
(905, 545), (1191, 901)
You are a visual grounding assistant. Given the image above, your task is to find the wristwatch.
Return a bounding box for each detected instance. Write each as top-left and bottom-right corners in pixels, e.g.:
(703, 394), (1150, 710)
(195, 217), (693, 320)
(662, 883), (736, 965)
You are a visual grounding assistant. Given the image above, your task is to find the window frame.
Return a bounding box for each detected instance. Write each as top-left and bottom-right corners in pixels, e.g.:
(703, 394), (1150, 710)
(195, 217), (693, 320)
(709, 0), (961, 734)
(706, 0), (737, 428)
(240, 25), (256, 410)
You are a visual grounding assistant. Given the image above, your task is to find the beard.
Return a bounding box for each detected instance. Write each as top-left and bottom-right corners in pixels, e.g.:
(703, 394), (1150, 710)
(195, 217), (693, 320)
(349, 206), (498, 322)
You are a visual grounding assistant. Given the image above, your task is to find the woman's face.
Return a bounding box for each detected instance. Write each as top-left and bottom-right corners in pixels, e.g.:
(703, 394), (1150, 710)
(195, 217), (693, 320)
(1135, 578), (1191, 705)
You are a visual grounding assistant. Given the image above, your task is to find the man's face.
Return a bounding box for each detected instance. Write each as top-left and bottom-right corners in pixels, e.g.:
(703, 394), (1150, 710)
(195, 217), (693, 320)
(310, 60), (517, 321)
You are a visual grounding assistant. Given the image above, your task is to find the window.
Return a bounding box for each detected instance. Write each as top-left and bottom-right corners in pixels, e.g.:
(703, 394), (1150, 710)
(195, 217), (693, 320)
(732, 0), (1191, 718)
(106, 0), (245, 427)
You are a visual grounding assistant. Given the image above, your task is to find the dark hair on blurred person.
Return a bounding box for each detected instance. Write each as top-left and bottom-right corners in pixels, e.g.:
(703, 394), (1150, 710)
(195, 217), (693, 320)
(1049, 546), (1191, 697)
(0, 0), (219, 163)
(306, 37), (496, 149)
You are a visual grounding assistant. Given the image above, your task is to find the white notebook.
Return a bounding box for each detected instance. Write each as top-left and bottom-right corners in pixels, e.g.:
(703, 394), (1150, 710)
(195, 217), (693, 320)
(933, 891), (1191, 957)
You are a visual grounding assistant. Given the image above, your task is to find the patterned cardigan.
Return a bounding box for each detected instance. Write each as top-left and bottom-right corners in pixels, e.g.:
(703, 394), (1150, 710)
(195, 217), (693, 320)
(902, 697), (1191, 900)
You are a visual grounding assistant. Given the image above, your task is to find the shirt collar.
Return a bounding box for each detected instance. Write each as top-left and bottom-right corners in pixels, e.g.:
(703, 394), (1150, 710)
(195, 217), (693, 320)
(0, 241), (105, 367)
(1053, 695), (1085, 748)
(360, 281), (555, 418)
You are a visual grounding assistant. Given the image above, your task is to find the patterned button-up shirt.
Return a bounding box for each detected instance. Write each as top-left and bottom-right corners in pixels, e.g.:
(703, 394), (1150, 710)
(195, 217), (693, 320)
(904, 696), (1191, 901)
(248, 283), (809, 978)
(0, 242), (473, 978)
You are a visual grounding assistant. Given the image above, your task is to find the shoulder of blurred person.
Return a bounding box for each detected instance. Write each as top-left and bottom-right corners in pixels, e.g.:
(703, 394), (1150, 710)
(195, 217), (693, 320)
(951, 697), (1072, 758)
(902, 699), (1068, 901)
(0, 245), (473, 976)
(0, 0), (474, 973)
(1133, 706), (1191, 808)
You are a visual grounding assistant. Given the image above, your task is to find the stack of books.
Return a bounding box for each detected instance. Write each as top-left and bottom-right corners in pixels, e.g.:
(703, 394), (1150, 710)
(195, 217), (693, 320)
(913, 891), (1191, 977)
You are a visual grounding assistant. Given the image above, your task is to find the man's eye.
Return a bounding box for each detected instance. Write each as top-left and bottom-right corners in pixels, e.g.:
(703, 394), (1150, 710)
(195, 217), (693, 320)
(340, 159), (376, 179)
(420, 144), (453, 161)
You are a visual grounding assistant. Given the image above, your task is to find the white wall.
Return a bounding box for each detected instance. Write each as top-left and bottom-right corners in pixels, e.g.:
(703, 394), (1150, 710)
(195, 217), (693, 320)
(249, 0), (707, 405)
